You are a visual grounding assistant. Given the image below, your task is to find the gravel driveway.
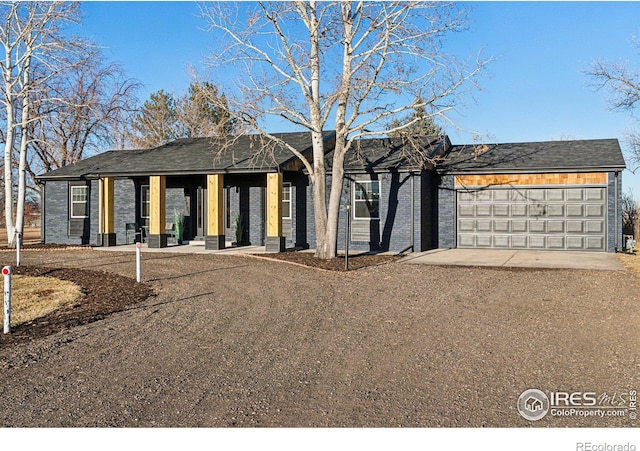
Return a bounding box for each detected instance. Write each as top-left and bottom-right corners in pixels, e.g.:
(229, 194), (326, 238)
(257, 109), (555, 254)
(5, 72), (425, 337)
(0, 249), (639, 427)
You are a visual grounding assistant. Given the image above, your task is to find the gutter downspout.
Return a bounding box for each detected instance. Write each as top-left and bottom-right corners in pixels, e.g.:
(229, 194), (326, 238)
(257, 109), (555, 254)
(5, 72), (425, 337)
(615, 171), (619, 252)
(41, 181), (45, 244)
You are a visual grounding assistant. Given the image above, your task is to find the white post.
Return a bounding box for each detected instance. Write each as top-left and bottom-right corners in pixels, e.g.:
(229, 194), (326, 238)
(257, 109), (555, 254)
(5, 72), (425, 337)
(3, 266), (11, 334)
(15, 231), (21, 267)
(136, 243), (141, 283)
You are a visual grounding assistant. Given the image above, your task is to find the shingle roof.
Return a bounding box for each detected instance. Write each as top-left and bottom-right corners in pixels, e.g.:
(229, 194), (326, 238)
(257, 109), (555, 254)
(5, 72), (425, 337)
(38, 131), (334, 180)
(38, 133), (626, 180)
(439, 139), (626, 174)
(331, 135), (450, 172)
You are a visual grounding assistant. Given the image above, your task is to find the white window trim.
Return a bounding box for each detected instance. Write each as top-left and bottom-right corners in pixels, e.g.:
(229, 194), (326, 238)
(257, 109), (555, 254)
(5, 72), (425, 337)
(70, 185), (89, 219)
(141, 185), (150, 219)
(352, 180), (380, 220)
(282, 182), (292, 220)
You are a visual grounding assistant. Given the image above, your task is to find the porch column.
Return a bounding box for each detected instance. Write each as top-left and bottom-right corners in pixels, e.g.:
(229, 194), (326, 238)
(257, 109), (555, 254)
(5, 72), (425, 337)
(266, 172), (285, 252)
(148, 175), (167, 248)
(97, 177), (116, 246)
(205, 173), (225, 250)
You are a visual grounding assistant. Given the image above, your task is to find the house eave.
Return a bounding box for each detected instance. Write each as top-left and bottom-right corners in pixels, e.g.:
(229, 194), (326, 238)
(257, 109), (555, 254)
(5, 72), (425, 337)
(438, 165), (627, 176)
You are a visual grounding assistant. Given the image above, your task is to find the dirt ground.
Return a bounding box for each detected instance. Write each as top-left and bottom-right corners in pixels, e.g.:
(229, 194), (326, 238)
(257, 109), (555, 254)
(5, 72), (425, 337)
(0, 248), (639, 427)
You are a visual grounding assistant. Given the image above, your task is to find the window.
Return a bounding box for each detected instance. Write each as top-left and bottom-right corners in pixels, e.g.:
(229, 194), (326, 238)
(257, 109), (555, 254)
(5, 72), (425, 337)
(353, 180), (380, 219)
(141, 185), (150, 219)
(282, 183), (292, 219)
(70, 185), (88, 218)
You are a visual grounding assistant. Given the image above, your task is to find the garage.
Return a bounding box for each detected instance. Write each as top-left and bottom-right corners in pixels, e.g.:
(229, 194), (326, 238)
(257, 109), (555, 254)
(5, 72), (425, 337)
(438, 139), (626, 253)
(456, 186), (607, 250)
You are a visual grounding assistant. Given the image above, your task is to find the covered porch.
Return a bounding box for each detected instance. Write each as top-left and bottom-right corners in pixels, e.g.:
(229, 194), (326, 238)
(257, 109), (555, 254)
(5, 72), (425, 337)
(97, 172), (292, 252)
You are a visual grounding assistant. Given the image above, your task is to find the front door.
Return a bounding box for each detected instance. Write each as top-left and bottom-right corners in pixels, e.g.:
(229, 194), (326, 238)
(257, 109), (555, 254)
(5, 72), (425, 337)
(224, 187), (232, 238)
(196, 186), (207, 239)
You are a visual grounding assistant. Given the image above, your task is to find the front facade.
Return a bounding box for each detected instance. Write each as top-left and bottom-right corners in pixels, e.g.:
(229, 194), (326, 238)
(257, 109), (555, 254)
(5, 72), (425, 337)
(38, 134), (626, 254)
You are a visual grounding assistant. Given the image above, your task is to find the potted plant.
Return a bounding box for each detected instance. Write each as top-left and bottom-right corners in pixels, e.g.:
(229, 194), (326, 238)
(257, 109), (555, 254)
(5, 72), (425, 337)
(233, 212), (244, 246)
(174, 209), (185, 245)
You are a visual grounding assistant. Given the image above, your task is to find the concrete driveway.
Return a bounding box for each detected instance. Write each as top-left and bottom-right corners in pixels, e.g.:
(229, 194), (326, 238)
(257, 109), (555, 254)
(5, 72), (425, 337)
(401, 248), (625, 270)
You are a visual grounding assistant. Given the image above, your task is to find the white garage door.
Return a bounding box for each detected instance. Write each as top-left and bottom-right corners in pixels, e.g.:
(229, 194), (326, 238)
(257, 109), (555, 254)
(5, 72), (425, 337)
(457, 187), (607, 251)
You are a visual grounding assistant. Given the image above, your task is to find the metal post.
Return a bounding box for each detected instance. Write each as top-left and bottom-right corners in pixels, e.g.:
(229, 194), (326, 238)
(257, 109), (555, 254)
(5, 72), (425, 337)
(16, 231), (21, 267)
(345, 205), (351, 270)
(3, 266), (11, 334)
(136, 243), (142, 283)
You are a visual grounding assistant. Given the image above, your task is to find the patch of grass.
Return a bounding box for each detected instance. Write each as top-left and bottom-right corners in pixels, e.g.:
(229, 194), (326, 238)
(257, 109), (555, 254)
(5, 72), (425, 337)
(617, 247), (640, 278)
(1, 275), (82, 327)
(0, 227), (41, 247)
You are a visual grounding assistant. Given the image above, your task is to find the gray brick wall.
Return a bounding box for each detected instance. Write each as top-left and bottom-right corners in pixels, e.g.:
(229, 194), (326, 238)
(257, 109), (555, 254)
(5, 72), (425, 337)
(249, 185), (265, 246)
(437, 174), (455, 249)
(114, 179), (136, 245)
(302, 171), (422, 253)
(608, 171), (623, 252)
(43, 179), (97, 245)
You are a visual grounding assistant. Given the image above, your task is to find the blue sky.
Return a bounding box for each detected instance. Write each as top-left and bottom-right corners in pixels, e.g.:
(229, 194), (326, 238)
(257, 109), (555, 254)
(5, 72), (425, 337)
(78, 1), (640, 193)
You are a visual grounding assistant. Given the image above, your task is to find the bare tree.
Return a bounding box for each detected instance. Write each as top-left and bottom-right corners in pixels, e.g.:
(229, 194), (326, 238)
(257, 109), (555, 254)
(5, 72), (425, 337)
(27, 53), (139, 186)
(0, 1), (85, 245)
(201, 1), (488, 258)
(622, 189), (640, 242)
(588, 43), (640, 170)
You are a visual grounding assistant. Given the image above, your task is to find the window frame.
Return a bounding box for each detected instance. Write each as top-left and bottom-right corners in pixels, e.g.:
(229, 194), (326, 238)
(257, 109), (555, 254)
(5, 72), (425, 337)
(352, 180), (380, 220)
(69, 185), (89, 219)
(282, 182), (292, 220)
(140, 185), (150, 219)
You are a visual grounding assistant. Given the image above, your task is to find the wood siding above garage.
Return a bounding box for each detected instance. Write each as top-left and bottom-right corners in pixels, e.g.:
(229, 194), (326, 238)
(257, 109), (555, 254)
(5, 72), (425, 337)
(455, 172), (607, 187)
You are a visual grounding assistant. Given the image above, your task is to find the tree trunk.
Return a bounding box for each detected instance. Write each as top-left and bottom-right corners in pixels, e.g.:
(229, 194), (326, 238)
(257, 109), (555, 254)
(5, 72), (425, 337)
(3, 83), (15, 246)
(314, 147), (346, 260)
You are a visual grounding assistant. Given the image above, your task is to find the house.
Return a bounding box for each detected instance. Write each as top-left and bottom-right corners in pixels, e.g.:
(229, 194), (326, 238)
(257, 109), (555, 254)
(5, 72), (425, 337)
(37, 132), (626, 253)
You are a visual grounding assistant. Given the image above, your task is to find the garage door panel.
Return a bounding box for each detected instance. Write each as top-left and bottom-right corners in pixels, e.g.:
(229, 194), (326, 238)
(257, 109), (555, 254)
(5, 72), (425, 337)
(585, 220), (604, 233)
(567, 205), (584, 217)
(566, 221), (584, 233)
(494, 220), (509, 232)
(459, 204), (475, 216)
(547, 236), (565, 249)
(547, 220), (564, 233)
(529, 220), (546, 233)
(476, 220), (492, 232)
(586, 204), (604, 217)
(547, 204), (564, 216)
(456, 186), (607, 251)
(493, 235), (510, 248)
(567, 189), (584, 201)
(585, 236), (604, 250)
(493, 204), (509, 216)
(586, 188), (604, 201)
(459, 219), (475, 232)
(528, 190), (545, 201)
(458, 234), (475, 247)
(529, 236), (546, 248)
(511, 220), (527, 232)
(547, 190), (564, 201)
(493, 190), (510, 201)
(459, 191), (475, 201)
(566, 236), (584, 249)
(512, 204), (527, 216)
